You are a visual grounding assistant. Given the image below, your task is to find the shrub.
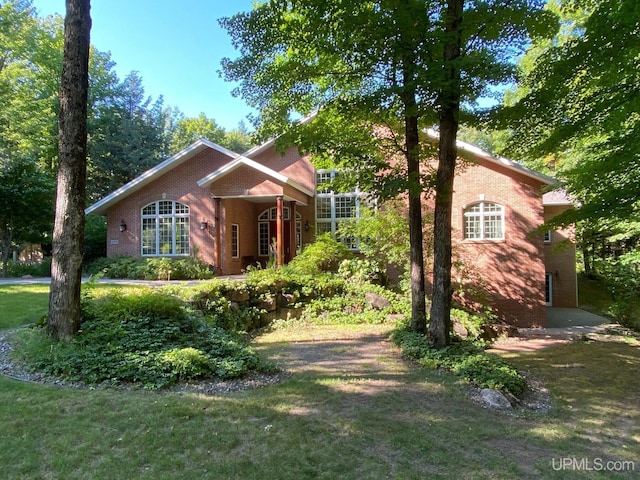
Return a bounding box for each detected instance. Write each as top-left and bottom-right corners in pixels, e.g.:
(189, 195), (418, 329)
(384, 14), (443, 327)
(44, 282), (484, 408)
(338, 258), (388, 286)
(5, 258), (52, 277)
(85, 255), (214, 280)
(288, 233), (353, 274)
(390, 328), (526, 397)
(12, 288), (271, 389)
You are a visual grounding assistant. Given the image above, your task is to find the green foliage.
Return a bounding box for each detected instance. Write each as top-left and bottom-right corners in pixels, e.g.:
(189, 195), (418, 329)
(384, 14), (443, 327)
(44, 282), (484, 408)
(450, 307), (495, 344)
(338, 204), (411, 277)
(588, 253), (640, 331)
(390, 328), (526, 397)
(5, 258), (52, 278)
(337, 258), (387, 286)
(13, 288), (269, 388)
(85, 255), (214, 280)
(504, 0), (640, 227)
(287, 233), (353, 274)
(0, 157), (55, 277)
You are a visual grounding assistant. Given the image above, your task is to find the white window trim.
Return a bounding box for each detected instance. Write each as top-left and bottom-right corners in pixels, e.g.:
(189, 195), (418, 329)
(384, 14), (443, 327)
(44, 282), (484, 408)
(544, 229), (552, 243)
(140, 200), (190, 256)
(315, 169), (368, 250)
(231, 224), (239, 259)
(463, 201), (505, 241)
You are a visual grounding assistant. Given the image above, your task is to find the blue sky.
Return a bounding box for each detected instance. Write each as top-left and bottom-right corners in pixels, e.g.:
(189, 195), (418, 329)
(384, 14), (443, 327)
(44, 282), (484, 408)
(32, 0), (257, 131)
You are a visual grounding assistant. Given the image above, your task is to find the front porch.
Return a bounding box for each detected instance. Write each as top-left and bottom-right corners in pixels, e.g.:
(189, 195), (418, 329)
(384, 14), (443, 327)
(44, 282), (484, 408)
(196, 156), (315, 275)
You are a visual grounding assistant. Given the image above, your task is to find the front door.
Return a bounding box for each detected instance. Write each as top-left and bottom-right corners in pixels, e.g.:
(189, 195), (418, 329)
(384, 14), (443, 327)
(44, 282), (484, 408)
(258, 206), (301, 263)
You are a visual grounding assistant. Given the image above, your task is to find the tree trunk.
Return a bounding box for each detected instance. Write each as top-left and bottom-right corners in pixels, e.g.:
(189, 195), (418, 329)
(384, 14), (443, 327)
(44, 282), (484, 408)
(47, 0), (91, 342)
(1, 230), (12, 278)
(402, 54), (427, 334)
(429, 0), (463, 349)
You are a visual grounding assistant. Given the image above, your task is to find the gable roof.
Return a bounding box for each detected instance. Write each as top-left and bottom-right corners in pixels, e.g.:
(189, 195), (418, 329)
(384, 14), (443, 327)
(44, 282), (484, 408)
(85, 138), (240, 215)
(424, 129), (557, 186)
(197, 156), (315, 197)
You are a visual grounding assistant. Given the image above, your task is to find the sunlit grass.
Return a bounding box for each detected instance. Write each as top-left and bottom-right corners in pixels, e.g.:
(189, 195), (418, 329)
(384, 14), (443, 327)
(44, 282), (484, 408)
(1, 287), (639, 478)
(0, 285), (49, 329)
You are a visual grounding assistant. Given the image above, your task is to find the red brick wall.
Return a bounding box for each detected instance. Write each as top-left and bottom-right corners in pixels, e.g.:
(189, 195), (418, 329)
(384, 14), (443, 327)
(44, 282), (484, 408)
(448, 159), (547, 327)
(105, 148), (233, 266)
(105, 144), (317, 275)
(544, 205), (578, 307)
(249, 146), (316, 193)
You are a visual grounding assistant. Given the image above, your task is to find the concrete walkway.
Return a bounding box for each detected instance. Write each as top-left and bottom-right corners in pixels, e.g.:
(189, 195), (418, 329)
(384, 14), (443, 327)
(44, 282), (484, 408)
(518, 307), (615, 339)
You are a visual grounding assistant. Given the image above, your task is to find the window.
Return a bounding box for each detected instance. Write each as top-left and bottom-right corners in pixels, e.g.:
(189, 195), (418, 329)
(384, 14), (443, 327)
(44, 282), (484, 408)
(544, 230), (552, 243)
(231, 224), (239, 258)
(141, 200), (190, 256)
(315, 170), (370, 249)
(463, 201), (504, 240)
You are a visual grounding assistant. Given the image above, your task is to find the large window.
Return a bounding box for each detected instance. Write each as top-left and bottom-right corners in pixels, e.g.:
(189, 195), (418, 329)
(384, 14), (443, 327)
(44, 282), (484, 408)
(315, 170), (368, 249)
(463, 201), (504, 240)
(141, 200), (190, 256)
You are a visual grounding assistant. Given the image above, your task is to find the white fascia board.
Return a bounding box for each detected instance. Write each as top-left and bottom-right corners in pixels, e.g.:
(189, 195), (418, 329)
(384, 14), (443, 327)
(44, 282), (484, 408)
(197, 156), (315, 198)
(242, 111), (318, 158)
(85, 138), (239, 215)
(424, 129), (557, 186)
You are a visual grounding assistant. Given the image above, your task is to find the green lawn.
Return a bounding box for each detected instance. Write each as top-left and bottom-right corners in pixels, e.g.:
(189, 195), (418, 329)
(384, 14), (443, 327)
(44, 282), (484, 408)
(0, 284), (50, 329)
(1, 284), (638, 479)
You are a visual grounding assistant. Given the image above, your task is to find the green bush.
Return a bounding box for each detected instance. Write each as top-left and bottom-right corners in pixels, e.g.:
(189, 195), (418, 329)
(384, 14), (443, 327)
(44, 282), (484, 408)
(5, 258), (52, 277)
(338, 258), (388, 286)
(85, 255), (214, 280)
(13, 288), (271, 389)
(390, 328), (526, 397)
(288, 233), (354, 274)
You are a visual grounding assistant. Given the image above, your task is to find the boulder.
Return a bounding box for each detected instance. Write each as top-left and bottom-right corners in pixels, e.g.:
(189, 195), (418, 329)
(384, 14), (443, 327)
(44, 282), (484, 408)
(480, 388), (513, 409)
(228, 289), (250, 303)
(365, 292), (391, 310)
(259, 296), (277, 312)
(452, 319), (469, 339)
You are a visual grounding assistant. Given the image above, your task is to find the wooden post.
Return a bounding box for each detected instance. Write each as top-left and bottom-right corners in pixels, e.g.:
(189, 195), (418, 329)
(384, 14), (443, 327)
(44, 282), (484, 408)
(289, 200), (297, 262)
(276, 195), (284, 266)
(213, 197), (222, 274)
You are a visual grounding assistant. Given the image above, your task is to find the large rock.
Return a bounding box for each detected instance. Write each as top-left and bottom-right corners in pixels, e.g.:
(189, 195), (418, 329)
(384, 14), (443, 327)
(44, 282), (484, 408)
(228, 289), (250, 303)
(480, 388), (513, 409)
(365, 292), (391, 310)
(452, 319), (469, 339)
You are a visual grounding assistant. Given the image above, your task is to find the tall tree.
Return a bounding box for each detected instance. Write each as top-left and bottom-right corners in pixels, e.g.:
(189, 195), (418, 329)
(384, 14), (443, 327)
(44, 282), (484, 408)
(170, 113), (226, 152)
(504, 0), (639, 226)
(502, 0), (640, 277)
(221, 0), (556, 347)
(429, 0), (464, 348)
(0, 157), (54, 277)
(47, 0), (91, 342)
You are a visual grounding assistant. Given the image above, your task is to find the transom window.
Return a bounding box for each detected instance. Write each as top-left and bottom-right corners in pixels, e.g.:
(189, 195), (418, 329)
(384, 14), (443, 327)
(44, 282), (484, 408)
(315, 170), (369, 250)
(141, 200), (190, 256)
(463, 201), (504, 240)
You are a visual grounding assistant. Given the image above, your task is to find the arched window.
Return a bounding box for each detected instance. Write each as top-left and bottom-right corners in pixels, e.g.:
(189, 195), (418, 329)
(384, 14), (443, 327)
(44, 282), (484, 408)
(141, 200), (190, 256)
(463, 201), (504, 240)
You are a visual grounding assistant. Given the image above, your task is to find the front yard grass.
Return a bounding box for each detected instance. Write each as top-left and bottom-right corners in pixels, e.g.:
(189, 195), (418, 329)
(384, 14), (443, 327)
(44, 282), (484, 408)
(1, 284), (638, 479)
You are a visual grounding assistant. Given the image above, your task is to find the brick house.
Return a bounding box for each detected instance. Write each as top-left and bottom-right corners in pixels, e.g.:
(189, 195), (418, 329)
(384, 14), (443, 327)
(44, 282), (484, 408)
(86, 133), (577, 327)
